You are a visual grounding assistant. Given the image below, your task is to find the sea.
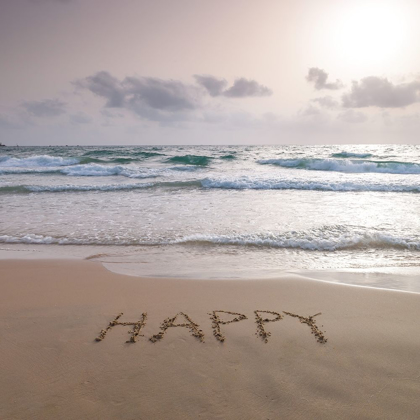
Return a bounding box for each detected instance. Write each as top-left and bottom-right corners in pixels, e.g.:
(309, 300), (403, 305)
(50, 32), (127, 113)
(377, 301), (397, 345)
(1, 144), (420, 292)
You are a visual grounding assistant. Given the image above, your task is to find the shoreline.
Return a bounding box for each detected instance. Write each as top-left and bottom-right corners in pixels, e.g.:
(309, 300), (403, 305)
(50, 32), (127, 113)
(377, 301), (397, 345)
(1, 258), (420, 419)
(1, 244), (420, 293)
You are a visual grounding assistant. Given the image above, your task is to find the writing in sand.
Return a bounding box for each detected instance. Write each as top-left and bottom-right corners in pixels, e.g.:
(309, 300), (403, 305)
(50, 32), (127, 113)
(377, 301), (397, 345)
(96, 310), (328, 344)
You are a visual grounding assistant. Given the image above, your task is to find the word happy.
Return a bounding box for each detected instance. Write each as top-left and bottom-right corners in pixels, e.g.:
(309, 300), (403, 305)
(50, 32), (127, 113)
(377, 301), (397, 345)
(95, 310), (327, 344)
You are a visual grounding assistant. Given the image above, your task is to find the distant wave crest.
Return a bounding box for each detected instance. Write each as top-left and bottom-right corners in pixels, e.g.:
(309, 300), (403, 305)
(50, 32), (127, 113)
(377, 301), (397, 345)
(167, 155), (212, 166)
(201, 177), (420, 192)
(0, 155), (79, 167)
(331, 152), (373, 158)
(257, 158), (420, 174)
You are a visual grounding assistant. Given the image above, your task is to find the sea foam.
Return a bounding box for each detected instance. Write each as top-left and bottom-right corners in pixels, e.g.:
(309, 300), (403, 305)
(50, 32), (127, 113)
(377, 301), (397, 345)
(2, 227), (419, 251)
(257, 158), (420, 174)
(0, 155), (79, 167)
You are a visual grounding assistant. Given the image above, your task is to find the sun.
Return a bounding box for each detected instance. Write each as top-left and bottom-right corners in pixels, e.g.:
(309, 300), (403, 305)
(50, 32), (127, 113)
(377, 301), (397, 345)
(329, 1), (411, 69)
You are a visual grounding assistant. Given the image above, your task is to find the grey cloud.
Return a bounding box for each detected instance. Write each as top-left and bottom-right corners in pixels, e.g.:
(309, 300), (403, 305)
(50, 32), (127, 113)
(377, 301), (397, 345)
(76, 72), (200, 120)
(101, 109), (124, 119)
(223, 78), (272, 98)
(77, 72), (272, 122)
(337, 110), (368, 124)
(300, 104), (322, 117)
(75, 71), (125, 107)
(22, 99), (66, 117)
(312, 96), (339, 109)
(195, 75), (272, 98)
(306, 68), (343, 90)
(342, 76), (420, 108)
(69, 112), (92, 125)
(194, 75), (228, 97)
(123, 76), (201, 112)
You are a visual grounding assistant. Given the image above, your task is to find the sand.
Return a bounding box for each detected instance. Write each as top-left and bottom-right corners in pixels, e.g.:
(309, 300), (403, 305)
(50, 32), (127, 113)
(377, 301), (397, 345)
(1, 259), (420, 420)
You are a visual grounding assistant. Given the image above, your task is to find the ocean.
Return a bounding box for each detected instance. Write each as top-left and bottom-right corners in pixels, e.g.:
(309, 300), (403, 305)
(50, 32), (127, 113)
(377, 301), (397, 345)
(1, 144), (420, 291)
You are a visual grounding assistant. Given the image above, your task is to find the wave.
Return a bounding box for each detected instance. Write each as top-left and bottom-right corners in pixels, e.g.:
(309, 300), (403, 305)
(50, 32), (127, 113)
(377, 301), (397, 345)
(0, 180), (201, 194)
(4, 183), (154, 193)
(0, 153), (166, 170)
(0, 162), (200, 177)
(60, 164), (160, 178)
(79, 157), (144, 165)
(331, 152), (373, 158)
(2, 177), (420, 194)
(0, 155), (79, 167)
(82, 149), (117, 157)
(174, 228), (420, 251)
(2, 227), (420, 251)
(258, 158), (420, 174)
(0, 167), (61, 175)
(220, 154), (236, 160)
(167, 155), (212, 166)
(133, 151), (165, 158)
(201, 177), (420, 193)
(80, 155), (165, 164)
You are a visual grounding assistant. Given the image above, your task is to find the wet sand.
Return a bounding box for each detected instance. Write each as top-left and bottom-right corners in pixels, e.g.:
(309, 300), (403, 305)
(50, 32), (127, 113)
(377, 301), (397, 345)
(1, 259), (419, 419)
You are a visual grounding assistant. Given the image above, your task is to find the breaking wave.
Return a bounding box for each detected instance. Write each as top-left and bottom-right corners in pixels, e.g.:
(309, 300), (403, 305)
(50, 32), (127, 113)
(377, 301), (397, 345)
(0, 180), (201, 194)
(175, 228), (420, 251)
(2, 177), (420, 194)
(331, 152), (373, 158)
(201, 177), (420, 193)
(258, 158), (420, 174)
(167, 155), (212, 166)
(60, 164), (160, 178)
(0, 155), (79, 167)
(2, 226), (420, 251)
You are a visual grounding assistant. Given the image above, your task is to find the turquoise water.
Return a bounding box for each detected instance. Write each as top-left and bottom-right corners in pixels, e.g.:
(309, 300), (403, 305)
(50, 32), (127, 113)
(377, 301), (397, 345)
(1, 144), (420, 289)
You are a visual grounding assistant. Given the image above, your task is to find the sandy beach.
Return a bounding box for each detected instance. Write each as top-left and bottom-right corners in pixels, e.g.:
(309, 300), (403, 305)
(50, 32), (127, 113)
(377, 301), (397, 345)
(1, 259), (419, 419)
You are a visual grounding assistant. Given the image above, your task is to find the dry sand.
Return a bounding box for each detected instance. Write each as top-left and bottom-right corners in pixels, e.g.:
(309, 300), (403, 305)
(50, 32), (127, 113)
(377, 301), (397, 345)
(1, 259), (419, 420)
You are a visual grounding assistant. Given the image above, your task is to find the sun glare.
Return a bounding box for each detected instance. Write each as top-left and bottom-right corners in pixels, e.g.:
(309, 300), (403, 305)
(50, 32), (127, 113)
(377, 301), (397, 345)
(330, 1), (410, 69)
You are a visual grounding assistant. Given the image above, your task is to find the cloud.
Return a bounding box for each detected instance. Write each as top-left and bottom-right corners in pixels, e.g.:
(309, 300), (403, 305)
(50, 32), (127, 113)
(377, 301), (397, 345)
(76, 72), (272, 122)
(75, 71), (202, 123)
(75, 71), (125, 108)
(312, 96), (339, 109)
(306, 68), (343, 90)
(194, 75), (228, 97)
(21, 99), (66, 117)
(69, 112), (92, 125)
(337, 109), (368, 124)
(223, 78), (272, 97)
(123, 76), (201, 112)
(300, 104), (322, 117)
(342, 76), (420, 108)
(194, 75), (272, 98)
(101, 109), (124, 119)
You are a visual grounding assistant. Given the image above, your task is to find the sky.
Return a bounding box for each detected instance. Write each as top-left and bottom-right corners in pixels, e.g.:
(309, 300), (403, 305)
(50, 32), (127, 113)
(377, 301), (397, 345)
(1, 0), (420, 145)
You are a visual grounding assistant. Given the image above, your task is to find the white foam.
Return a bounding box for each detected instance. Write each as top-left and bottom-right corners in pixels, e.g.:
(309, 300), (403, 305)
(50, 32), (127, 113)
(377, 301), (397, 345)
(0, 155), (79, 167)
(201, 177), (420, 192)
(25, 183), (154, 192)
(175, 229), (420, 251)
(258, 158), (420, 174)
(2, 227), (420, 251)
(60, 164), (159, 178)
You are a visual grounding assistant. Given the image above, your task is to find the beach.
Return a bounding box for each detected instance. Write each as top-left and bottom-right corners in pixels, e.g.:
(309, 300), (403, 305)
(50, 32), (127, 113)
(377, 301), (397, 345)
(4, 0), (420, 417)
(1, 259), (419, 420)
